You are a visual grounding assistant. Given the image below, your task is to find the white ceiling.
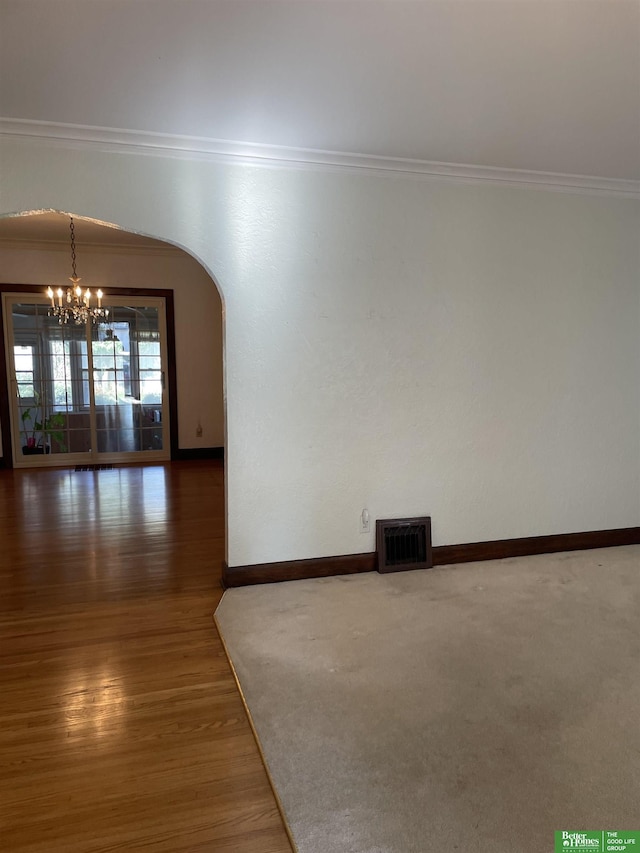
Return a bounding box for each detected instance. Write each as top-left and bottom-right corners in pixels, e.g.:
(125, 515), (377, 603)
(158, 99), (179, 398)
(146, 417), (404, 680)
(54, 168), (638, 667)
(1, 0), (639, 180)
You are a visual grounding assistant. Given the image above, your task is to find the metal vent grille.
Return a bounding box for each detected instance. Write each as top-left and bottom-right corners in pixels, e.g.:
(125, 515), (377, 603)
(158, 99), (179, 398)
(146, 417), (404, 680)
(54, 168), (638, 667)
(75, 464), (114, 471)
(376, 516), (432, 574)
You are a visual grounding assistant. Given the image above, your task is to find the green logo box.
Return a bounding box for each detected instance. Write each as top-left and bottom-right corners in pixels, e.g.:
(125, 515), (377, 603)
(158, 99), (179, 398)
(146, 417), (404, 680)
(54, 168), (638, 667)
(555, 832), (640, 852)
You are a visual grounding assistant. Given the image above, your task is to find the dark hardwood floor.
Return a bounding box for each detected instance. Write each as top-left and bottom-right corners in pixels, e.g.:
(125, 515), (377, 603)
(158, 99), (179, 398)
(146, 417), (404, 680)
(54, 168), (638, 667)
(0, 461), (293, 852)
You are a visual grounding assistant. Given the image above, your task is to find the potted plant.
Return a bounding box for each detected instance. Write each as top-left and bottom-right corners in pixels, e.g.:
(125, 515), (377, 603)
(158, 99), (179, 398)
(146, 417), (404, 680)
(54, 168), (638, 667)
(20, 391), (67, 454)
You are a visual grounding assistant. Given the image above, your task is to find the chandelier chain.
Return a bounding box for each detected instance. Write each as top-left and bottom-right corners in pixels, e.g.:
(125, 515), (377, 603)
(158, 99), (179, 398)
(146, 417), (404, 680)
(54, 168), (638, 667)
(69, 217), (78, 280)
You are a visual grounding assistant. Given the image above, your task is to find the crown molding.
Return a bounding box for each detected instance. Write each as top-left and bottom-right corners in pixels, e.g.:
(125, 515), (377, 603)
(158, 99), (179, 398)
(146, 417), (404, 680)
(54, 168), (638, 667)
(0, 237), (181, 256)
(1, 117), (639, 198)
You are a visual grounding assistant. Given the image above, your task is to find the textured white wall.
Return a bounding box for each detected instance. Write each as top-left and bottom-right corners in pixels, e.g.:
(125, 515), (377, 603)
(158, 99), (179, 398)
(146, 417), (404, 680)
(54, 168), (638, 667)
(0, 242), (224, 449)
(1, 138), (638, 566)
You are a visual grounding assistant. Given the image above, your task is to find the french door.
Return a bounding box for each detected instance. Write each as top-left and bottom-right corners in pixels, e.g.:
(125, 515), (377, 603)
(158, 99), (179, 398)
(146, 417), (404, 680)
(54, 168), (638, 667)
(3, 294), (170, 467)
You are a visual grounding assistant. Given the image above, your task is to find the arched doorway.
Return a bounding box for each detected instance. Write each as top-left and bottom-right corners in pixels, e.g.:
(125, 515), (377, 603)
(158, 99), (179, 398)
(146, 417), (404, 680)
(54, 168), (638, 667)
(0, 212), (224, 469)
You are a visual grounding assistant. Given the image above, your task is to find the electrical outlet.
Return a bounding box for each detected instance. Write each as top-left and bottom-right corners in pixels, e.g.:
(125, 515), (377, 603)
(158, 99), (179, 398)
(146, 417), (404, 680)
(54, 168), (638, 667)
(360, 509), (370, 534)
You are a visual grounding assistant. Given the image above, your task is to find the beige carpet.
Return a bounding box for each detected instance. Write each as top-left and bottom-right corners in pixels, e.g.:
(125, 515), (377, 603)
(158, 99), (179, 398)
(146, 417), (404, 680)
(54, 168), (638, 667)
(215, 546), (640, 853)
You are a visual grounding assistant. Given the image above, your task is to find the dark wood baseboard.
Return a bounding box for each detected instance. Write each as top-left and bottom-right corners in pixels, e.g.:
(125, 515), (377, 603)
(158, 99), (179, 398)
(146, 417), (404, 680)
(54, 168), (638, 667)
(222, 526), (640, 587)
(175, 446), (224, 461)
(223, 552), (377, 588)
(432, 527), (640, 566)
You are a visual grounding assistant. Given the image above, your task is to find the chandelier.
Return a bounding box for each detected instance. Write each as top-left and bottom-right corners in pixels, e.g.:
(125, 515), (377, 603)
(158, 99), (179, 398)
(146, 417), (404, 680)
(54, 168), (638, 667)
(47, 217), (109, 325)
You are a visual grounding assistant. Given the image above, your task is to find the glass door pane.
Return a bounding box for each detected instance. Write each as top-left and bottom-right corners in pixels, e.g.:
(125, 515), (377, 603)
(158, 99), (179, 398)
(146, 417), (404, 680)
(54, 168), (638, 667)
(10, 301), (92, 460)
(92, 305), (165, 455)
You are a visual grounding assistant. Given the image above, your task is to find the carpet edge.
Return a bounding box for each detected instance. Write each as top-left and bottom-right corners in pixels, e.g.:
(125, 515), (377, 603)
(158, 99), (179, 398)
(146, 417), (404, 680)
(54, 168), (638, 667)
(213, 608), (300, 853)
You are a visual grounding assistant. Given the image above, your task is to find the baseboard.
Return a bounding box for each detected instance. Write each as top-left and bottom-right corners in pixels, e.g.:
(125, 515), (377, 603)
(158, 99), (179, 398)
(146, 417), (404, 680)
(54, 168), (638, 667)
(223, 552), (376, 587)
(432, 527), (640, 565)
(222, 526), (640, 588)
(175, 446), (224, 461)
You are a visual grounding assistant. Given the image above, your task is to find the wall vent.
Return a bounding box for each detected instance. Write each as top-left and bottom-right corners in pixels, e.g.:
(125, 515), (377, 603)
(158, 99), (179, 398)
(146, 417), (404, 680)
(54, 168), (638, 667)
(376, 516), (432, 573)
(75, 464), (114, 471)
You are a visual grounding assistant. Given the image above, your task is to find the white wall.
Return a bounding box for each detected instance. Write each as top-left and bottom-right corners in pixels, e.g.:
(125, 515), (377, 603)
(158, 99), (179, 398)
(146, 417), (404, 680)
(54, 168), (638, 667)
(0, 241), (224, 449)
(1, 138), (638, 567)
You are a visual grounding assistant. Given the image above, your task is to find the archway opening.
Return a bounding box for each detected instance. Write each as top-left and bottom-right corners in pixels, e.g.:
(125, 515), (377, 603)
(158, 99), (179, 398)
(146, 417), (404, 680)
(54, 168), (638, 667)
(0, 210), (225, 464)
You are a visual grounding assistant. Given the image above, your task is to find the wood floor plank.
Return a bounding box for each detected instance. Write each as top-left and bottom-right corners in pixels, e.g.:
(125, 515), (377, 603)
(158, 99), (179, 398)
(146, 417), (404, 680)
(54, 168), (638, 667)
(0, 461), (293, 853)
